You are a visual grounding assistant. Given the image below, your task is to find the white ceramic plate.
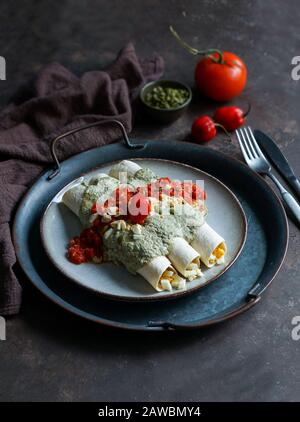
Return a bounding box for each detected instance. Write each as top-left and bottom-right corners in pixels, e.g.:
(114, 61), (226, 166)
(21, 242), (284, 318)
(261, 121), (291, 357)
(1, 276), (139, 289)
(41, 159), (247, 301)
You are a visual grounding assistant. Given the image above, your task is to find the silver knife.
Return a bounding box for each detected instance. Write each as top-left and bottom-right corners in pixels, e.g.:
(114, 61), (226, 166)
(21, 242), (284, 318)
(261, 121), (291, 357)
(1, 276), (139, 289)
(254, 129), (300, 201)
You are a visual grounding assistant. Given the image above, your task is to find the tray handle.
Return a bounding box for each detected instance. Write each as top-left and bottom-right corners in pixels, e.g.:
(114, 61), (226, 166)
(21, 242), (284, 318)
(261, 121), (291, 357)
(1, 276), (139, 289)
(147, 296), (260, 330)
(247, 282), (265, 299)
(48, 119), (143, 180)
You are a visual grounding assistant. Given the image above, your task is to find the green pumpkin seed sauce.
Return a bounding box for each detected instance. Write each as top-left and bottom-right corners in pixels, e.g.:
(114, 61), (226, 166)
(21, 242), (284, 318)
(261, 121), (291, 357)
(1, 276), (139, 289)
(103, 201), (205, 274)
(123, 167), (157, 189)
(79, 175), (119, 225)
(78, 167), (206, 273)
(79, 168), (157, 225)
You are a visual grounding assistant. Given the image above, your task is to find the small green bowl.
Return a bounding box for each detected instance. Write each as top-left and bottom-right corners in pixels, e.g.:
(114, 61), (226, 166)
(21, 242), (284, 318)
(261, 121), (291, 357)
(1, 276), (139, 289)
(140, 80), (192, 123)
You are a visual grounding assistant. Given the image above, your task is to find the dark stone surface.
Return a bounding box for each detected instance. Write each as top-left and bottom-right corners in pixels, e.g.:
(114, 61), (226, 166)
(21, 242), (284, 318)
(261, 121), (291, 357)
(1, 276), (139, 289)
(0, 0), (300, 402)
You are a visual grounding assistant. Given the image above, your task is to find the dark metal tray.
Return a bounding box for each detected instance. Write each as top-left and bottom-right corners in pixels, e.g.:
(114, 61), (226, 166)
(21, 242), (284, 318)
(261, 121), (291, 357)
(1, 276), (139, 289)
(13, 124), (288, 331)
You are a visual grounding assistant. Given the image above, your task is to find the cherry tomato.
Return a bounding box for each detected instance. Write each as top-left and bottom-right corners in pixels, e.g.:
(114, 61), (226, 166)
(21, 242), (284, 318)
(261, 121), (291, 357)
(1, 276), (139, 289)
(195, 52), (247, 102)
(213, 105), (249, 131)
(192, 116), (217, 142)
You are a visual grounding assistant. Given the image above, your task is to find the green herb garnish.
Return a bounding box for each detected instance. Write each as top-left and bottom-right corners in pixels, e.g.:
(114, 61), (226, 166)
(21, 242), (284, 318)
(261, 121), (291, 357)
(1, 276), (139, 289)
(144, 86), (189, 110)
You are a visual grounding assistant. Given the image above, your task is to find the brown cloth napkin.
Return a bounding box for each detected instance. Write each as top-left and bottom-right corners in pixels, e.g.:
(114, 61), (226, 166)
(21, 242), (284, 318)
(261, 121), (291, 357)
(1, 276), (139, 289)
(0, 43), (164, 315)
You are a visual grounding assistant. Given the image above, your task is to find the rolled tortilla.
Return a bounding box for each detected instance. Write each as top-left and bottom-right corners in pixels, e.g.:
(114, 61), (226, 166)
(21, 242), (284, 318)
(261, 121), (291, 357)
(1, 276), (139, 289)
(62, 173), (119, 224)
(191, 222), (227, 268)
(87, 173), (112, 184)
(109, 160), (141, 180)
(168, 237), (202, 280)
(137, 255), (185, 292)
(62, 183), (86, 218)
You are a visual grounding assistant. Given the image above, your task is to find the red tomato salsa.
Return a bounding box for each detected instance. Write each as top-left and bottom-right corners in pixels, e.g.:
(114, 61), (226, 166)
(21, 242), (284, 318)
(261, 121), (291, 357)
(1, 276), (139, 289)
(67, 178), (206, 265)
(68, 223), (103, 265)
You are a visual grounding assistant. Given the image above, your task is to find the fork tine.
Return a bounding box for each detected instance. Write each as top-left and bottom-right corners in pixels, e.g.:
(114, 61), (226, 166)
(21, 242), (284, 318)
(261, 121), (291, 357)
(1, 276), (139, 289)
(243, 127), (258, 158)
(238, 128), (255, 159)
(236, 129), (251, 163)
(247, 126), (265, 157)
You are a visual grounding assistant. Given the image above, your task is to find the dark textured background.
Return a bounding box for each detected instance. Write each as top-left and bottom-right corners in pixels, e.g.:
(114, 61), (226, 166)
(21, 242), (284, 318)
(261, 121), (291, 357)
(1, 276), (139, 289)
(0, 0), (300, 402)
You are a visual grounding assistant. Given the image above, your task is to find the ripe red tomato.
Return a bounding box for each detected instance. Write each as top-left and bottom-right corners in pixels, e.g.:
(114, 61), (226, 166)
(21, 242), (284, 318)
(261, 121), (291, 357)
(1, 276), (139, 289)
(213, 105), (245, 131)
(191, 116), (217, 142)
(195, 52), (247, 102)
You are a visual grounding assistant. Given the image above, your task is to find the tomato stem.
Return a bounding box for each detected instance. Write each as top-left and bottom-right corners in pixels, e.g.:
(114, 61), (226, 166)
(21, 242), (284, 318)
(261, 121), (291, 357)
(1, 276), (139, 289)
(170, 26), (224, 64)
(243, 102), (252, 118)
(214, 123), (231, 141)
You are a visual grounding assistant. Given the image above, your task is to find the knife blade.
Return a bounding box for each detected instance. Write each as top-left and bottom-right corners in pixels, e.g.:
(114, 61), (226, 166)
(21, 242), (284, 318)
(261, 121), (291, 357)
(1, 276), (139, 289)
(254, 129), (300, 201)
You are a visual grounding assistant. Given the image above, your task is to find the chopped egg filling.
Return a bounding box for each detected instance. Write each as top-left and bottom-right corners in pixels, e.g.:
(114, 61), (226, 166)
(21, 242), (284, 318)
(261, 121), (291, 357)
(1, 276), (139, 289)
(209, 256), (216, 265)
(208, 243), (226, 265)
(160, 279), (172, 291)
(159, 269), (185, 291)
(185, 258), (202, 280)
(213, 243), (226, 259)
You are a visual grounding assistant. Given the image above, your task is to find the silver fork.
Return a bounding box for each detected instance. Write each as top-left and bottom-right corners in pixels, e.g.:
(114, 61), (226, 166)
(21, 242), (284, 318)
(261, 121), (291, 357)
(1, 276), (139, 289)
(236, 126), (300, 225)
